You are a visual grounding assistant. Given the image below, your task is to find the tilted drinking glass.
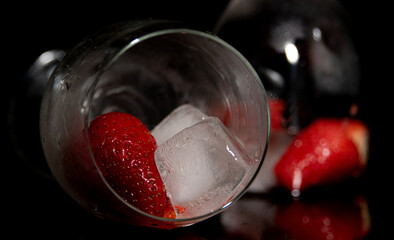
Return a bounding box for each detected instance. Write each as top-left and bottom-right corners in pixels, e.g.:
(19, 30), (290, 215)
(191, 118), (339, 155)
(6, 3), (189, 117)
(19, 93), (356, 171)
(40, 20), (270, 228)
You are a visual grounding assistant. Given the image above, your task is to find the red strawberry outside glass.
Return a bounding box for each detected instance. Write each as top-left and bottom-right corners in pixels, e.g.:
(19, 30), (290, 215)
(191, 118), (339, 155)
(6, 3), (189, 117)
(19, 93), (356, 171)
(39, 20), (270, 228)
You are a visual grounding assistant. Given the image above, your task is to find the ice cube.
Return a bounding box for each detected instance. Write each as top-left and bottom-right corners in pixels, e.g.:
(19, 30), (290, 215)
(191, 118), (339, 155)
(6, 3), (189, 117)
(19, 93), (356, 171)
(152, 104), (208, 145)
(154, 117), (251, 218)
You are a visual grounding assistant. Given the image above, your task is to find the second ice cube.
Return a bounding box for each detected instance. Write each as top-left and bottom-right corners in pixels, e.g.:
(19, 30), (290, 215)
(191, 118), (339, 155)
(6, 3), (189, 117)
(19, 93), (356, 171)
(152, 104), (207, 145)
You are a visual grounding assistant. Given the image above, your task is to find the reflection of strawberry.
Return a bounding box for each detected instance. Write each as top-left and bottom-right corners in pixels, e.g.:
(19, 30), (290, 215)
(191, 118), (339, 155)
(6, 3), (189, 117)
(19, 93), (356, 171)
(268, 98), (285, 131)
(275, 198), (370, 240)
(88, 112), (175, 218)
(274, 118), (369, 193)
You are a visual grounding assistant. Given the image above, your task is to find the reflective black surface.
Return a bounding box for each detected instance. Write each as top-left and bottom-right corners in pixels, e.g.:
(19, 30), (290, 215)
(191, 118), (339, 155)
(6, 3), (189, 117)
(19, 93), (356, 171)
(3, 1), (389, 239)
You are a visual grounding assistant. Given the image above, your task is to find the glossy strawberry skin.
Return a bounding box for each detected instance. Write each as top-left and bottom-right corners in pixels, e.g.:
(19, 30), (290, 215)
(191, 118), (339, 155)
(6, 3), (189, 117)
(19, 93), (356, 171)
(88, 112), (174, 218)
(274, 118), (366, 192)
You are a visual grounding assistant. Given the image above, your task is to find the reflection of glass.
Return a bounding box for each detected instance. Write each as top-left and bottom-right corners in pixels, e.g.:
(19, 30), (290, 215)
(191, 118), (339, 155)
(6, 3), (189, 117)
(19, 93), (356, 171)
(40, 20), (270, 228)
(220, 195), (277, 239)
(215, 0), (366, 193)
(220, 191), (370, 239)
(275, 196), (370, 239)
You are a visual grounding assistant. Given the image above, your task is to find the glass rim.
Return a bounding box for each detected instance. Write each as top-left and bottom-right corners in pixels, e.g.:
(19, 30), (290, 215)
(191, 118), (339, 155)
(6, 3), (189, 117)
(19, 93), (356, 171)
(85, 27), (271, 225)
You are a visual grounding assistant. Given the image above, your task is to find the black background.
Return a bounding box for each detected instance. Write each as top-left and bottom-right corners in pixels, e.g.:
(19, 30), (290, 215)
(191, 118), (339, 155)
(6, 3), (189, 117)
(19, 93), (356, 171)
(2, 0), (391, 238)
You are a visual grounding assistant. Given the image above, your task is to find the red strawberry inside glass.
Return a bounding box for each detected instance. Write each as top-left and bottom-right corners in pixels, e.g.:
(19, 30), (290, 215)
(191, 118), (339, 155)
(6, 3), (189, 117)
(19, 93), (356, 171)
(88, 112), (176, 218)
